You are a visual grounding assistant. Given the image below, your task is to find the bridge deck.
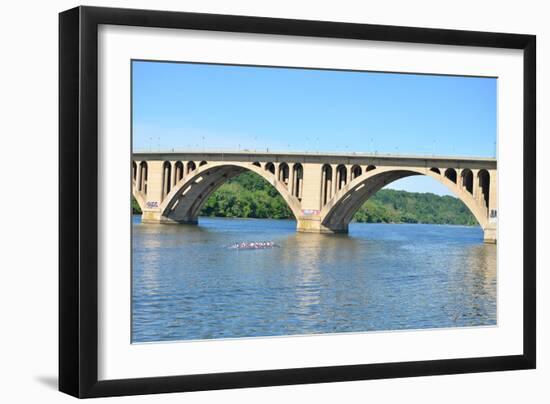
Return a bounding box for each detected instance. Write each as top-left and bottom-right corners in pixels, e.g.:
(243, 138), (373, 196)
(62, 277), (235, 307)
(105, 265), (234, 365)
(133, 150), (496, 169)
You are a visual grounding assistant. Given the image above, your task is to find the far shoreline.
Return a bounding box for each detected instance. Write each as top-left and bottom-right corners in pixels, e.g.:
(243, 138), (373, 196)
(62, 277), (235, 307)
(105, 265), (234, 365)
(132, 214), (480, 228)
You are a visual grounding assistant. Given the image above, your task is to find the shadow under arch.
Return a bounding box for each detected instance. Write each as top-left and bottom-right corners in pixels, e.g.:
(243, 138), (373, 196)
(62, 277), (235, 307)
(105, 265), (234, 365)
(320, 167), (488, 232)
(158, 161), (302, 224)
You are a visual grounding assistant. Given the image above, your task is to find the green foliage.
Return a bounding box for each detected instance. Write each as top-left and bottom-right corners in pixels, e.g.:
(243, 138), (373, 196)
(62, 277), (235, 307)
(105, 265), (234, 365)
(200, 173), (293, 219)
(131, 172), (478, 226)
(353, 189), (478, 226)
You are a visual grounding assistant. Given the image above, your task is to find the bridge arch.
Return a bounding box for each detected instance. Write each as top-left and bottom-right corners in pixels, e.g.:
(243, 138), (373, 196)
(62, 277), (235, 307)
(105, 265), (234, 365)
(132, 188), (147, 212)
(278, 163), (289, 185)
(292, 163), (304, 199)
(351, 165), (362, 180)
(174, 161), (184, 183)
(186, 161), (196, 174)
(131, 161), (148, 211)
(131, 160), (149, 210)
(320, 167), (489, 233)
(477, 169), (490, 208)
(265, 162), (275, 174)
(444, 168), (457, 183)
(336, 164), (347, 191)
(157, 161), (302, 224)
(461, 168), (474, 194)
(320, 164), (333, 206)
(161, 161), (172, 198)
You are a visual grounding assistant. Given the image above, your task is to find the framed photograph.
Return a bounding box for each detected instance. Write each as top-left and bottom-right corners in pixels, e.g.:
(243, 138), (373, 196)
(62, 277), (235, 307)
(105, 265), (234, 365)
(59, 6), (536, 398)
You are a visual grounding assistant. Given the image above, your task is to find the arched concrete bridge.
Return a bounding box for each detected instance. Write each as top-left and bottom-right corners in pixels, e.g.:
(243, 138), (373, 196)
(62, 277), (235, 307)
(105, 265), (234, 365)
(132, 151), (497, 243)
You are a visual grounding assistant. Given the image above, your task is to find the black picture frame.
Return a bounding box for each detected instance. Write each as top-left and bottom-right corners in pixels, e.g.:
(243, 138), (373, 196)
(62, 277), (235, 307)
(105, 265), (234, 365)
(59, 5), (536, 398)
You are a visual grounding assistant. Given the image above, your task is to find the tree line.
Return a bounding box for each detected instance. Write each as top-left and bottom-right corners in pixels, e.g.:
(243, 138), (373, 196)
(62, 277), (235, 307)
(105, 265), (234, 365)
(132, 172), (477, 226)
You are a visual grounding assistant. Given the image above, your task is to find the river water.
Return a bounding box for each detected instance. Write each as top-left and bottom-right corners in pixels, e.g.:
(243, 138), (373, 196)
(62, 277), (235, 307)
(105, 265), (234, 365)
(132, 216), (496, 343)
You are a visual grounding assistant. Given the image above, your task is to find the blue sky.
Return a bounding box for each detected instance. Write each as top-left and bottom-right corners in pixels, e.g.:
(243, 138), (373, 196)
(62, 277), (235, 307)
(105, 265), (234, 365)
(132, 61), (496, 195)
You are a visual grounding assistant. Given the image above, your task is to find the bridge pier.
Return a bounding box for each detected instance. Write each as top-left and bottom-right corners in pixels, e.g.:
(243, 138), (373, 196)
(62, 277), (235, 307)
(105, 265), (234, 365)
(141, 210), (198, 225)
(483, 225), (497, 244)
(296, 216), (348, 234)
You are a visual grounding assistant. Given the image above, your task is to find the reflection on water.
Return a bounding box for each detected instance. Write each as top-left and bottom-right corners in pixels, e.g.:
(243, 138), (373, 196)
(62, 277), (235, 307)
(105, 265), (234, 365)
(132, 216), (496, 343)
